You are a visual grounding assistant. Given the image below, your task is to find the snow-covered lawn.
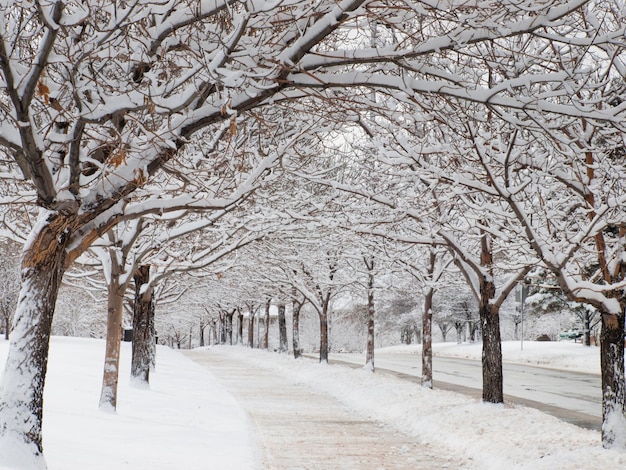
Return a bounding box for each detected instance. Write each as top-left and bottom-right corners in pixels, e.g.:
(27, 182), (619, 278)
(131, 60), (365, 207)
(381, 339), (601, 374)
(0, 337), (623, 469)
(0, 337), (256, 470)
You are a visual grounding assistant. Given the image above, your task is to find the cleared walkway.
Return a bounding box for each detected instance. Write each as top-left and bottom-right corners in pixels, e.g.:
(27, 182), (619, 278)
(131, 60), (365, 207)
(185, 349), (464, 470)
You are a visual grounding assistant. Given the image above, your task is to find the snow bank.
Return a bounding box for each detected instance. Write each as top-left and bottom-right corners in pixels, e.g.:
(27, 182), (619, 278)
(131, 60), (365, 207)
(0, 337), (256, 470)
(381, 340), (601, 374)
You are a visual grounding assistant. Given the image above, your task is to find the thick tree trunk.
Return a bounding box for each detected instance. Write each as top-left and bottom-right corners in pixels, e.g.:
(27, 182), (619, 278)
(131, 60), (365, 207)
(319, 295), (330, 363)
(218, 313), (225, 344)
(237, 310), (243, 345)
(319, 312), (328, 363)
(292, 301), (302, 359)
(362, 255), (376, 370)
(455, 323), (463, 344)
(479, 278), (503, 404)
(247, 310), (255, 348)
(100, 271), (125, 410)
(3, 316), (9, 340)
(583, 313), (592, 347)
(278, 304), (288, 353)
(422, 287), (434, 389)
(0, 212), (69, 468)
(599, 309), (626, 448)
(263, 300), (270, 350)
(226, 310), (234, 345)
(212, 320), (218, 345)
(365, 270), (375, 371)
(131, 265), (154, 385)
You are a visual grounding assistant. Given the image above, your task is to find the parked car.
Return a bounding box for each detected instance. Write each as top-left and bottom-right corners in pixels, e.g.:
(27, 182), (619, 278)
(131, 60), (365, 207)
(559, 330), (583, 341)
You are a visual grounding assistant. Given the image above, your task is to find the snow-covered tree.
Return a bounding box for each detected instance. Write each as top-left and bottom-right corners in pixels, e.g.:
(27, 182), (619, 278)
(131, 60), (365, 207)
(0, 1), (622, 463)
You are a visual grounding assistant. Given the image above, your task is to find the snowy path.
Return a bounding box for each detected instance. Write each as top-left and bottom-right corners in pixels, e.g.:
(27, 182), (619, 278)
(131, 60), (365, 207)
(185, 348), (464, 470)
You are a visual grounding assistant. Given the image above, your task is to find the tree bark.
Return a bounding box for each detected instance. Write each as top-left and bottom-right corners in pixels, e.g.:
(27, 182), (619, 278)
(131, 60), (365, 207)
(583, 312), (592, 347)
(479, 277), (503, 404)
(99, 262), (125, 410)
(263, 299), (270, 349)
(319, 294), (330, 363)
(292, 300), (302, 359)
(226, 310), (234, 345)
(278, 304), (288, 353)
(247, 308), (255, 348)
(365, 256), (375, 371)
(365, 273), (375, 371)
(599, 307), (626, 448)
(0, 212), (69, 467)
(131, 265), (154, 385)
(422, 287), (434, 388)
(218, 311), (225, 344)
(237, 309), (243, 345)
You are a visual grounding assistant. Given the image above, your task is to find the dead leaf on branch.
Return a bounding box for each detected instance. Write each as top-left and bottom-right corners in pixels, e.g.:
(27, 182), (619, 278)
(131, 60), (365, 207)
(109, 148), (127, 168)
(133, 168), (147, 186)
(37, 81), (50, 104)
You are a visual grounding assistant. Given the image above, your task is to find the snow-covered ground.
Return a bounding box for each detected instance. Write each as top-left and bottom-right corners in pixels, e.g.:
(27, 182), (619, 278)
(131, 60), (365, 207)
(0, 338), (623, 469)
(0, 337), (257, 470)
(381, 339), (601, 374)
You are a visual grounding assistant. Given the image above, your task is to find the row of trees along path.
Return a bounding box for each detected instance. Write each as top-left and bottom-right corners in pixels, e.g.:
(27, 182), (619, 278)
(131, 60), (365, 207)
(0, 2), (624, 468)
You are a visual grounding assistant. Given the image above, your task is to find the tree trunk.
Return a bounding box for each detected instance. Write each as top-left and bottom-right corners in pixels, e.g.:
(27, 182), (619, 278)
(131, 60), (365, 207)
(237, 310), (243, 345)
(131, 265), (154, 385)
(365, 268), (375, 371)
(263, 299), (270, 349)
(199, 322), (205, 347)
(100, 266), (125, 410)
(422, 287), (434, 389)
(292, 301), (302, 359)
(319, 294), (330, 363)
(216, 317), (221, 344)
(599, 308), (626, 448)
(455, 323), (463, 344)
(226, 310), (234, 345)
(278, 304), (288, 353)
(0, 213), (69, 467)
(479, 277), (503, 404)
(584, 312), (592, 347)
(3, 316), (8, 340)
(247, 314), (252, 347)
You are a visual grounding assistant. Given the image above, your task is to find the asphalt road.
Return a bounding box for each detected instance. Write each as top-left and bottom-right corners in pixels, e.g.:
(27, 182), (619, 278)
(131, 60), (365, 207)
(317, 352), (602, 431)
